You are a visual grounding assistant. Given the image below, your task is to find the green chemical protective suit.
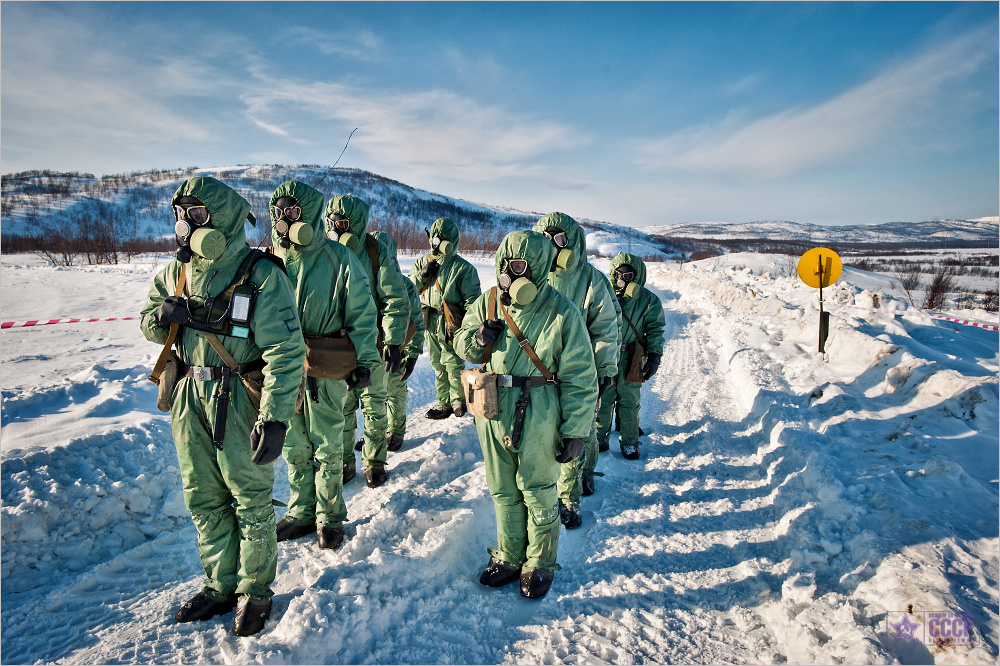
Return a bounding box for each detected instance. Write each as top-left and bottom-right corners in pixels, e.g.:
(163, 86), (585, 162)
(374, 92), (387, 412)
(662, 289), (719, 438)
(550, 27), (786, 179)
(532, 213), (620, 510)
(140, 177), (305, 599)
(454, 230), (598, 574)
(371, 231), (426, 441)
(270, 181), (381, 533)
(325, 194), (410, 476)
(596, 253), (666, 454)
(409, 217), (482, 413)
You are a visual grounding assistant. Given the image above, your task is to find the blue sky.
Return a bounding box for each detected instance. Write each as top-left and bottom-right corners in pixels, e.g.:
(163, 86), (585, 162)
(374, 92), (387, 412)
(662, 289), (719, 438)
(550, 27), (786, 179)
(2, 2), (997, 227)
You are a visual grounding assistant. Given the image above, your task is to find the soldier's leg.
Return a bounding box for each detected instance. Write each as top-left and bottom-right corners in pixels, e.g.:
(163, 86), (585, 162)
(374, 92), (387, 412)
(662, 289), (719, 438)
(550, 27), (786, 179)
(306, 378), (349, 528)
(213, 384), (278, 598)
(342, 389), (361, 466)
(556, 447), (583, 504)
(173, 379), (240, 597)
(619, 374), (642, 449)
(359, 363), (389, 471)
(580, 418), (599, 489)
(281, 410), (317, 525)
(595, 359), (626, 450)
(384, 366), (408, 438)
(517, 434), (562, 572)
(427, 330), (451, 408)
(440, 338), (467, 409)
(478, 421), (528, 567)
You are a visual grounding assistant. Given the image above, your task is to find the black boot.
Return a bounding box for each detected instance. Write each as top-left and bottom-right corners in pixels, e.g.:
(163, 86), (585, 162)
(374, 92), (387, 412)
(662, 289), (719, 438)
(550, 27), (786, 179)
(519, 568), (554, 599)
(426, 405), (453, 420)
(581, 475), (595, 497)
(276, 517), (316, 542)
(364, 466), (388, 488)
(621, 442), (640, 460)
(318, 524), (344, 550)
(452, 403), (467, 418)
(354, 437), (364, 451)
(387, 433), (404, 452)
(638, 426), (645, 437)
(343, 460), (356, 484)
(598, 439), (609, 453)
(559, 501), (582, 529)
(176, 588), (237, 623)
(479, 558), (520, 587)
(231, 595), (272, 637)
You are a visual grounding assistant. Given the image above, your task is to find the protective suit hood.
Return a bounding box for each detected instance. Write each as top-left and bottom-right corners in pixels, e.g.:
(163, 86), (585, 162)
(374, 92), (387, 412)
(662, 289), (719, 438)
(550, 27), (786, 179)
(171, 177), (253, 264)
(429, 217), (461, 256)
(495, 230), (555, 293)
(325, 193), (370, 239)
(533, 211), (587, 269)
(611, 252), (648, 287)
(269, 180), (325, 251)
(370, 230), (399, 257)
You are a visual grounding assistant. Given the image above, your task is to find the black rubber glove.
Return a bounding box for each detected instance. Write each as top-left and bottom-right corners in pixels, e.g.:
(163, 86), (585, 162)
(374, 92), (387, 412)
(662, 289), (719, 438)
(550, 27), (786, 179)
(598, 376), (614, 397)
(156, 296), (190, 327)
(555, 437), (585, 463)
(250, 421), (286, 465)
(421, 260), (439, 280)
(384, 344), (402, 374)
(347, 366), (372, 391)
(642, 353), (662, 381)
(401, 356), (418, 381)
(475, 319), (505, 348)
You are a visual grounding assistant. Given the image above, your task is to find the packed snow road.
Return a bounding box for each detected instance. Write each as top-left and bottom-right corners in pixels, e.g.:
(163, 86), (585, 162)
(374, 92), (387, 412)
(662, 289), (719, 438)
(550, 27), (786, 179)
(1, 252), (997, 664)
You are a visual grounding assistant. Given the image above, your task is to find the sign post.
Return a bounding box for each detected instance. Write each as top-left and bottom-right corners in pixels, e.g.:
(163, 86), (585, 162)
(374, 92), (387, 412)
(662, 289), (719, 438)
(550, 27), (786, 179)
(797, 247), (843, 353)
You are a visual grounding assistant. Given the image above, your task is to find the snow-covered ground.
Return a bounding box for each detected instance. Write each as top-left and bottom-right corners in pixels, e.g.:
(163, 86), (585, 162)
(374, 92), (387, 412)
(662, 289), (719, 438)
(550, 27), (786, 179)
(1, 248), (997, 665)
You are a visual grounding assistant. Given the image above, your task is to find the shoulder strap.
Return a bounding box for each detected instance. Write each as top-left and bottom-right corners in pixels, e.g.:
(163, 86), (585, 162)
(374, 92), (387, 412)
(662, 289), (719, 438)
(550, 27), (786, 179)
(498, 298), (556, 382)
(479, 287), (498, 368)
(148, 264), (187, 385)
(203, 331), (240, 371)
(621, 308), (648, 349)
(365, 234), (381, 276)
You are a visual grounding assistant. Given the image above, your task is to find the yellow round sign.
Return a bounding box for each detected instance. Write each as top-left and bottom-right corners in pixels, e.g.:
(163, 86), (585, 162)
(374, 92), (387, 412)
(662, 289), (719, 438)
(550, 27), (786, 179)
(797, 247), (843, 289)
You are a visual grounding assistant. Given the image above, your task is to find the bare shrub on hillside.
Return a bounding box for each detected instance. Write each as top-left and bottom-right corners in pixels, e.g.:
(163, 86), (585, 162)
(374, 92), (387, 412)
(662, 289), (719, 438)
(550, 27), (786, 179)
(892, 263), (923, 307)
(921, 266), (955, 311)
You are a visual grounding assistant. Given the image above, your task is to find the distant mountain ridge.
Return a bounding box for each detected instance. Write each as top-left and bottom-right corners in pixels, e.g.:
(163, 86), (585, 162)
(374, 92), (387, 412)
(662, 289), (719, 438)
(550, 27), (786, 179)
(645, 218), (999, 247)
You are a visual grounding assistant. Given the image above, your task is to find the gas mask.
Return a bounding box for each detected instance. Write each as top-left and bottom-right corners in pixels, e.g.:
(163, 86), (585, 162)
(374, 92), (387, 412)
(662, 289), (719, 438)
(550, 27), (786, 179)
(272, 196), (313, 250)
(326, 212), (359, 252)
(174, 196), (225, 263)
(498, 257), (537, 306)
(429, 231), (452, 257)
(543, 227), (576, 272)
(614, 265), (639, 299)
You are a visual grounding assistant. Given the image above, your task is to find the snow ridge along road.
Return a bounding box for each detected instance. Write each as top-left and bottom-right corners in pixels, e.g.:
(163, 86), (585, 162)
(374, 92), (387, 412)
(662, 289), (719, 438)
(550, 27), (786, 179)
(1, 253), (996, 664)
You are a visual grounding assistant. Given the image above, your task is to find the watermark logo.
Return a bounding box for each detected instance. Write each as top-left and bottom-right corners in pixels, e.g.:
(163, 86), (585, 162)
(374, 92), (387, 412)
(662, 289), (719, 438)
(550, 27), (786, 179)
(883, 610), (981, 648)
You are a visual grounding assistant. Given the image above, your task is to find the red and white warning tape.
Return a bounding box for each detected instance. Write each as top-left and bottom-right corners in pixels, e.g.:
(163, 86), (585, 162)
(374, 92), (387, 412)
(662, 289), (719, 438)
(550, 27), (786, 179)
(1, 317), (137, 330)
(822, 302), (999, 331)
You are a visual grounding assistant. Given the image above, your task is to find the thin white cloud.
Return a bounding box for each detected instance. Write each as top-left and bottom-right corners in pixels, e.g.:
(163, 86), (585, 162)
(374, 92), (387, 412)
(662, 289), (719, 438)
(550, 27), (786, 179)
(636, 25), (995, 178)
(272, 26), (383, 61)
(240, 79), (590, 182)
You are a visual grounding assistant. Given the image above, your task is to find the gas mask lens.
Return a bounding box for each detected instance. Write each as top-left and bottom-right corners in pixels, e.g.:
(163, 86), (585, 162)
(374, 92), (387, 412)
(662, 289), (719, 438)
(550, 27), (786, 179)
(327, 213), (351, 234)
(174, 204), (210, 227)
(615, 266), (639, 297)
(271, 204), (301, 223)
(544, 228), (569, 249)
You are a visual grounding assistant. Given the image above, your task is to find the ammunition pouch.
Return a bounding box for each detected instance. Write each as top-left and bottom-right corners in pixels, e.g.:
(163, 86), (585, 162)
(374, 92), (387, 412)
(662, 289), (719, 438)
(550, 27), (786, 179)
(442, 300), (465, 339)
(303, 331), (357, 380)
(156, 351), (182, 413)
(461, 368), (499, 419)
(625, 341), (646, 384)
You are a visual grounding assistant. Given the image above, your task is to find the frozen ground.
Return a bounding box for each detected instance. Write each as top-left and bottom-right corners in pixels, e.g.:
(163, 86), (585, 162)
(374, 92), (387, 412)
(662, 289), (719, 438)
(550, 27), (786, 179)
(1, 246), (997, 665)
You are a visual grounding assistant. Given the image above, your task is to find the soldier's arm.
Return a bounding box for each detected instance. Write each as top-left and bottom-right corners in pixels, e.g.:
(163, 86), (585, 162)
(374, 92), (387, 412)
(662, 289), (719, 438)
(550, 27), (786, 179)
(585, 272), (621, 377)
(375, 249), (411, 347)
(342, 249), (382, 373)
(404, 278), (425, 359)
(643, 290), (667, 356)
(139, 263), (178, 345)
(250, 264), (307, 423)
(452, 290), (490, 364)
(459, 261), (482, 311)
(556, 305), (599, 439)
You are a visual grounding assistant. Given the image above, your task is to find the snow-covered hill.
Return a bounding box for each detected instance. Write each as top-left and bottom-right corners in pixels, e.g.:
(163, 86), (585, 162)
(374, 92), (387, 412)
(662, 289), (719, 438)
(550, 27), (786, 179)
(1, 250), (996, 664)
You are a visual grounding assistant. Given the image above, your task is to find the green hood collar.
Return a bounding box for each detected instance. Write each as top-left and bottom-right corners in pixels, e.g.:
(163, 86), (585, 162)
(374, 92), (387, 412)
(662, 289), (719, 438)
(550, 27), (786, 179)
(495, 230), (555, 292)
(325, 193), (370, 239)
(370, 230), (399, 257)
(269, 180), (325, 251)
(533, 211), (587, 265)
(611, 252), (647, 287)
(171, 176), (253, 264)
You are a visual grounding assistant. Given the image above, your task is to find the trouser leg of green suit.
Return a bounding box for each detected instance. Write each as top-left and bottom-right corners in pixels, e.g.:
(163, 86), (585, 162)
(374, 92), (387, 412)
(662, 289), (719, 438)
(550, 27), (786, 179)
(172, 377), (277, 598)
(428, 329), (467, 407)
(614, 356), (642, 447)
(384, 367), (408, 436)
(596, 356), (626, 449)
(478, 428), (562, 571)
(283, 378), (349, 528)
(342, 363), (389, 469)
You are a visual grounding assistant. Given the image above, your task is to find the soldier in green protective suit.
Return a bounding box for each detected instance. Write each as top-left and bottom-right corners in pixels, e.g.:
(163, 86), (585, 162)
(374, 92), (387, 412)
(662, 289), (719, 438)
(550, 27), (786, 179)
(325, 194), (411, 488)
(409, 217), (481, 419)
(530, 212), (620, 529)
(267, 181), (381, 550)
(454, 230), (597, 599)
(371, 231), (425, 451)
(140, 177), (305, 636)
(596, 253), (666, 460)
